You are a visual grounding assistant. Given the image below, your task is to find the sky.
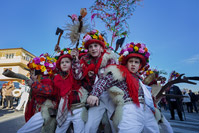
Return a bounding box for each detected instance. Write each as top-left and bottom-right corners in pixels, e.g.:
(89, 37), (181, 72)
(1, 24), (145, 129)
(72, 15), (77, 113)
(0, 0), (199, 92)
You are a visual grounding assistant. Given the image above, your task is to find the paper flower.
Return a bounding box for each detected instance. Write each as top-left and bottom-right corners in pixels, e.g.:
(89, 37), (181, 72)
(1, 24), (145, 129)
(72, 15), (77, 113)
(123, 51), (129, 56)
(71, 14), (78, 21)
(80, 8), (87, 18)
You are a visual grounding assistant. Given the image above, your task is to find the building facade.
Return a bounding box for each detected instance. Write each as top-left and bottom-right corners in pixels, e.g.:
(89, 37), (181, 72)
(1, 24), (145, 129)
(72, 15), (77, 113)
(0, 48), (35, 83)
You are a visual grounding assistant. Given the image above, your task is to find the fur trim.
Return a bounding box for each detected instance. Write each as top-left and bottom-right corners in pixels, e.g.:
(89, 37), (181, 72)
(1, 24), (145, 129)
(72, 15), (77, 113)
(108, 86), (124, 130)
(122, 53), (146, 68)
(84, 39), (105, 49)
(100, 49), (118, 68)
(41, 99), (56, 133)
(78, 87), (88, 103)
(104, 65), (124, 81)
(154, 107), (163, 123)
(81, 107), (88, 122)
(113, 105), (123, 131)
(78, 87), (88, 122)
(56, 54), (72, 70)
(108, 86), (124, 105)
(101, 111), (109, 124)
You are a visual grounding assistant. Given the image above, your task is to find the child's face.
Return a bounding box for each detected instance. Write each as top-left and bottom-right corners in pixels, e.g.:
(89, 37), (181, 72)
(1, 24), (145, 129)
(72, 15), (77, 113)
(88, 43), (103, 57)
(126, 57), (141, 74)
(60, 57), (72, 72)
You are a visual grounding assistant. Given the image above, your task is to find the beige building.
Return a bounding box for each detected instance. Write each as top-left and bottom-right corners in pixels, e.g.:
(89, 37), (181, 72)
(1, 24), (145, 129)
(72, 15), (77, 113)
(0, 48), (35, 82)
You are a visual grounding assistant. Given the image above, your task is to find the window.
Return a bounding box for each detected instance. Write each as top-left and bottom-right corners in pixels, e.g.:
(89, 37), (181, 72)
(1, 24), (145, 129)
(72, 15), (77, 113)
(22, 53), (33, 61)
(6, 54), (9, 59)
(25, 54), (32, 61)
(5, 53), (14, 59)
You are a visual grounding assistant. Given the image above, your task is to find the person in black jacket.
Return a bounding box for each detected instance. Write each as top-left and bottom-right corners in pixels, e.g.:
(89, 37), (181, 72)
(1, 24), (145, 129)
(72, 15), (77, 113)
(166, 85), (184, 121)
(188, 90), (198, 113)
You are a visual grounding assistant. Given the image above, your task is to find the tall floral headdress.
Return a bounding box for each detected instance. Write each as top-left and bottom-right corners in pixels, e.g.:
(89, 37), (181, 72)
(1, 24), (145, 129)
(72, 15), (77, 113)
(54, 47), (88, 70)
(54, 48), (72, 60)
(118, 42), (150, 68)
(78, 47), (88, 58)
(54, 47), (88, 60)
(82, 29), (107, 49)
(54, 48), (72, 71)
(27, 53), (56, 76)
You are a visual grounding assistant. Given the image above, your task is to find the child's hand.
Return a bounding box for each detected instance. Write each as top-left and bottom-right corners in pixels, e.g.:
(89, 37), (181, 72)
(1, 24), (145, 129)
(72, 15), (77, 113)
(87, 95), (99, 106)
(71, 48), (79, 60)
(54, 44), (60, 52)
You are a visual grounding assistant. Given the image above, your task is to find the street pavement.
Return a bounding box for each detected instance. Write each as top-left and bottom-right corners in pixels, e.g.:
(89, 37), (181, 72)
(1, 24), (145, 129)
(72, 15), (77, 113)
(0, 106), (199, 133)
(0, 107), (25, 133)
(162, 110), (199, 133)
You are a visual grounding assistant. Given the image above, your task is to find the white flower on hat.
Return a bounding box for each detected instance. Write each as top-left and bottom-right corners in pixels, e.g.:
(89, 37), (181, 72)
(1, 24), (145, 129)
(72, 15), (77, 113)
(64, 51), (67, 54)
(40, 61), (45, 66)
(49, 63), (53, 68)
(123, 51), (129, 56)
(44, 70), (48, 75)
(83, 35), (92, 42)
(55, 53), (60, 57)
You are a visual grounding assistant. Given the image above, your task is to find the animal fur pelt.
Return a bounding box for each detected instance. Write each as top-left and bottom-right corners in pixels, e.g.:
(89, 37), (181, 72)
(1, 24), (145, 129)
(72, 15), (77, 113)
(78, 87), (88, 103)
(78, 87), (88, 122)
(81, 107), (88, 122)
(108, 86), (124, 130)
(100, 49), (118, 68)
(104, 65), (124, 81)
(154, 107), (163, 123)
(40, 99), (57, 133)
(101, 111), (112, 133)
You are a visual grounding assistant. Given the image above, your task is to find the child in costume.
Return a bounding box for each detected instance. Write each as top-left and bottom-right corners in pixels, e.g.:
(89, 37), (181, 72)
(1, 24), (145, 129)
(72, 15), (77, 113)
(87, 42), (160, 133)
(143, 69), (173, 133)
(71, 29), (117, 133)
(18, 53), (58, 133)
(54, 48), (88, 133)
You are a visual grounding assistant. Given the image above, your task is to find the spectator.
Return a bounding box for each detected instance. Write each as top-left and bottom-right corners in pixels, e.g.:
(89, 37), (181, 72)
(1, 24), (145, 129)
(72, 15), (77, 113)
(160, 97), (168, 111)
(1, 84), (7, 108)
(182, 89), (192, 113)
(5, 81), (15, 109)
(188, 90), (198, 113)
(166, 85), (184, 121)
(195, 91), (199, 103)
